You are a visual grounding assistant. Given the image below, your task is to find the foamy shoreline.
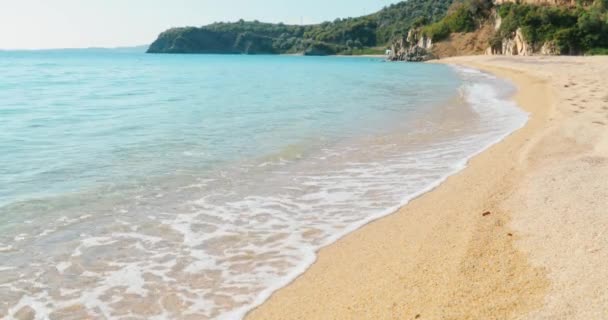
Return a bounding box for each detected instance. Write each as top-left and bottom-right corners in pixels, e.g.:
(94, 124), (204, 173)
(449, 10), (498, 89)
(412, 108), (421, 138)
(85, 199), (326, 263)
(223, 62), (529, 319)
(247, 56), (608, 319)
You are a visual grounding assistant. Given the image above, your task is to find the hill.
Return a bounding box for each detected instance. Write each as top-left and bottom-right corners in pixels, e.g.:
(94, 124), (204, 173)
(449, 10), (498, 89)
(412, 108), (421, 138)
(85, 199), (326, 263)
(147, 0), (452, 55)
(389, 0), (608, 60)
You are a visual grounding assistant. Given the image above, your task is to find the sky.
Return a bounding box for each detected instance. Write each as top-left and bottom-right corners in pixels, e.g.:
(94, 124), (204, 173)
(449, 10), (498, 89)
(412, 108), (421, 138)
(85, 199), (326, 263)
(0, 0), (399, 50)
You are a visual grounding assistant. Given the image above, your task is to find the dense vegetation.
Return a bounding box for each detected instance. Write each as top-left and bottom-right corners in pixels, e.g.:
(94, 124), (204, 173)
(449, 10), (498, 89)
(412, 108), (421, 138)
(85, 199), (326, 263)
(421, 0), (493, 41)
(412, 0), (608, 55)
(148, 0), (608, 56)
(147, 0), (453, 54)
(494, 0), (608, 54)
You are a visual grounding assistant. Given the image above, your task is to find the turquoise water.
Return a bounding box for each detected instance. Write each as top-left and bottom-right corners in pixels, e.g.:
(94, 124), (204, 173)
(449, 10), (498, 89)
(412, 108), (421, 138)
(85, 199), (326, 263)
(0, 52), (457, 209)
(0, 52), (527, 319)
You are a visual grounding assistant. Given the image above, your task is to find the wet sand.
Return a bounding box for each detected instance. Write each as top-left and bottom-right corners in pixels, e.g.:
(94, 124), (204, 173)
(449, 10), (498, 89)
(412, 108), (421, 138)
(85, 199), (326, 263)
(247, 56), (608, 319)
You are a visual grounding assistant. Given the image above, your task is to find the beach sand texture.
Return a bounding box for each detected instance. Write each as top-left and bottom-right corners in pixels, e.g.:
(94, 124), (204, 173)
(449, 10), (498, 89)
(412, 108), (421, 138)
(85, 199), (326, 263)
(247, 56), (608, 319)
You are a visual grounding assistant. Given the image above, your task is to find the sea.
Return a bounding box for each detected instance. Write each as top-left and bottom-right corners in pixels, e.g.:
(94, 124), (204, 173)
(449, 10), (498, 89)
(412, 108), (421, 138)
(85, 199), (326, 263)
(0, 51), (528, 319)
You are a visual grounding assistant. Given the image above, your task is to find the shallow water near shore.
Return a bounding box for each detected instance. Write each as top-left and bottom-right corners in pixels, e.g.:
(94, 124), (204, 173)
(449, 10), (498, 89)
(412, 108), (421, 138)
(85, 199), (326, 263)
(0, 52), (527, 319)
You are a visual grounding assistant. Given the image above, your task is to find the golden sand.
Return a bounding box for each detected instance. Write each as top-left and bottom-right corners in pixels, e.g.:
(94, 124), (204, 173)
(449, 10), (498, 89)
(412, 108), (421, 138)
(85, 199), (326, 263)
(247, 56), (608, 319)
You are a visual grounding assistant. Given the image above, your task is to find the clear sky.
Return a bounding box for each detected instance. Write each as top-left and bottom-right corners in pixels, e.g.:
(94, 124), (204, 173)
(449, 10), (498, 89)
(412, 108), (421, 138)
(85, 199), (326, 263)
(0, 0), (399, 49)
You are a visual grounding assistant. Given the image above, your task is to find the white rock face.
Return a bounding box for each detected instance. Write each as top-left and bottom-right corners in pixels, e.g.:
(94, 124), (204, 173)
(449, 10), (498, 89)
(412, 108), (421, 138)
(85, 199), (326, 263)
(417, 34), (433, 49)
(514, 28), (533, 55)
(406, 29), (433, 50)
(389, 29), (435, 61)
(494, 14), (502, 31)
(502, 37), (517, 55)
(488, 27), (542, 56)
(540, 41), (561, 55)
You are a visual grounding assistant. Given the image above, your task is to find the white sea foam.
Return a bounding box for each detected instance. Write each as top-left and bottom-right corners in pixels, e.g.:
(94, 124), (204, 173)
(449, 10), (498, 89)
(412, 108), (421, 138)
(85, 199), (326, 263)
(0, 66), (528, 319)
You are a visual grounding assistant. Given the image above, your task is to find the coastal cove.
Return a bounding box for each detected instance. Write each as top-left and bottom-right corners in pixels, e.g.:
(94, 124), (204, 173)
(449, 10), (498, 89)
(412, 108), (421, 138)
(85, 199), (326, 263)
(0, 47), (606, 320)
(0, 53), (527, 319)
(3, 0), (608, 318)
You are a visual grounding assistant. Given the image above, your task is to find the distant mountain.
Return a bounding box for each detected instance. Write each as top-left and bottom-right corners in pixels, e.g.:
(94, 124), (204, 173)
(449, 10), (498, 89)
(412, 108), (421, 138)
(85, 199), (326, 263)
(87, 45), (150, 53)
(1, 45), (149, 53)
(147, 0), (452, 55)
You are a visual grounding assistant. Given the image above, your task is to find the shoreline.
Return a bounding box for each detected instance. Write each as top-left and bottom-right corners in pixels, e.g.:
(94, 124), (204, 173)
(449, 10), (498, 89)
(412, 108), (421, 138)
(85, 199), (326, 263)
(228, 62), (527, 319)
(247, 56), (608, 319)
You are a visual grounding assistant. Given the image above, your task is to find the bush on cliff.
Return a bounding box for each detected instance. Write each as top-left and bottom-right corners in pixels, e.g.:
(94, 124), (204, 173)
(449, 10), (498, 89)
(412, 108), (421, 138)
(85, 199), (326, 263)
(304, 42), (343, 56)
(422, 0), (492, 41)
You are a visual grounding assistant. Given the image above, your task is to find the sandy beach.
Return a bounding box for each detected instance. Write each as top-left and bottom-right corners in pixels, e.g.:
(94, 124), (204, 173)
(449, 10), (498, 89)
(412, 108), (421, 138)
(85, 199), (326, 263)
(247, 56), (608, 319)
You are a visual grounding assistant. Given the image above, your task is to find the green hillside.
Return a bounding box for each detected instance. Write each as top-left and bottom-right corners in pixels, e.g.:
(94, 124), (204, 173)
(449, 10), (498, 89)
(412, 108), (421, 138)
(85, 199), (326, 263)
(147, 0), (452, 55)
(417, 0), (608, 56)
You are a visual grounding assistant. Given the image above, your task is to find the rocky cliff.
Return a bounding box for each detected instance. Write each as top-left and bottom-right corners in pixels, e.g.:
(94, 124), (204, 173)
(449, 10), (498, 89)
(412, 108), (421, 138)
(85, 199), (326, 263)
(388, 29), (435, 61)
(485, 9), (560, 56)
(481, 0), (605, 56)
(389, 0), (606, 61)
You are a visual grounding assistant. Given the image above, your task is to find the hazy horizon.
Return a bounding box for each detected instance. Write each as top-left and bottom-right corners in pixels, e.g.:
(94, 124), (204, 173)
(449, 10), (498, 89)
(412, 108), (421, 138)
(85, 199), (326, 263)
(1, 0), (398, 50)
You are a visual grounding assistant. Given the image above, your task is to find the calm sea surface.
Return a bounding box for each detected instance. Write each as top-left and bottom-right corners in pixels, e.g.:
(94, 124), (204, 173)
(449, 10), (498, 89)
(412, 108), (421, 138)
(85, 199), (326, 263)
(0, 51), (527, 319)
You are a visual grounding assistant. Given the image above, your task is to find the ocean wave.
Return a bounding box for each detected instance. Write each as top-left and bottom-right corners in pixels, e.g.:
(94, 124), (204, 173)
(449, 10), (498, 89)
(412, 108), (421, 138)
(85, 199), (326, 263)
(0, 64), (528, 320)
